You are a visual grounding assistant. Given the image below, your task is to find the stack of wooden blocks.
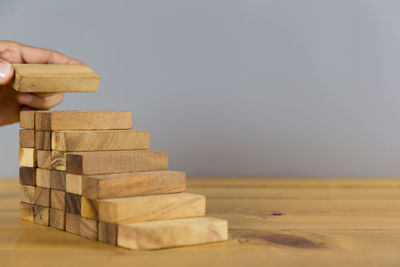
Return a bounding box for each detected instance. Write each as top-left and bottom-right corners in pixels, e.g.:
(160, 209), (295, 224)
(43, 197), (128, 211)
(16, 64), (227, 250)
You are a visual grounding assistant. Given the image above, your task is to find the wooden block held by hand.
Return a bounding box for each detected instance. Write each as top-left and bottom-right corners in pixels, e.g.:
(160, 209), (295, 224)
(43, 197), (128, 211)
(80, 217), (98, 241)
(66, 213), (81, 235)
(12, 64), (100, 93)
(51, 190), (65, 210)
(35, 110), (132, 131)
(82, 170), (186, 199)
(35, 131), (51, 150)
(20, 202), (34, 222)
(35, 187), (50, 207)
(117, 217), (228, 250)
(19, 129), (35, 148)
(19, 167), (36, 186)
(34, 205), (49, 226)
(19, 148), (36, 167)
(98, 193), (205, 224)
(50, 208), (65, 230)
(20, 185), (35, 204)
(67, 150), (168, 175)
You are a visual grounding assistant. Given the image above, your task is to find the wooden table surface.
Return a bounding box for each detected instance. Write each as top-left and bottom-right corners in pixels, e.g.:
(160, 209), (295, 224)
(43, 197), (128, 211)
(1, 177), (400, 267)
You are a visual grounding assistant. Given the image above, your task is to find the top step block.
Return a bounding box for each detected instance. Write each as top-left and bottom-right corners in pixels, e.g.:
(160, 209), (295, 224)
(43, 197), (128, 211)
(35, 110), (132, 131)
(12, 64), (100, 93)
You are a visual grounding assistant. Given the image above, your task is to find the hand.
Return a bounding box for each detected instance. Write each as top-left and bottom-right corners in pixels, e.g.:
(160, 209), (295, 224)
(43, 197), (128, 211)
(0, 40), (83, 126)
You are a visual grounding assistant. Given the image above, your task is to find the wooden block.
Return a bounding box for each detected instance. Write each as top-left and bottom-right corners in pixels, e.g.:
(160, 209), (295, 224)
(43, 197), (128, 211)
(52, 130), (150, 152)
(65, 193), (81, 215)
(34, 187), (50, 207)
(20, 110), (36, 129)
(19, 167), (36, 186)
(98, 193), (205, 224)
(117, 217), (228, 250)
(98, 221), (117, 245)
(20, 202), (34, 223)
(82, 170), (186, 199)
(20, 185), (35, 204)
(19, 148), (36, 167)
(50, 170), (66, 190)
(35, 111), (132, 131)
(35, 131), (51, 150)
(34, 205), (49, 226)
(51, 151), (67, 171)
(37, 150), (51, 169)
(66, 173), (82, 195)
(19, 129), (35, 148)
(80, 217), (98, 241)
(12, 64), (100, 93)
(51, 190), (65, 210)
(49, 208), (65, 230)
(36, 168), (51, 188)
(65, 213), (81, 235)
(81, 197), (98, 219)
(67, 150), (168, 175)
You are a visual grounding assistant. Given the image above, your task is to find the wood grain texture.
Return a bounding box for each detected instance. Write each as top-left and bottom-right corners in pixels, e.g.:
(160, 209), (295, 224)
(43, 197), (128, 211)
(50, 170), (66, 191)
(35, 131), (51, 150)
(19, 129), (35, 148)
(35, 111), (132, 131)
(51, 151), (67, 171)
(19, 202), (34, 223)
(34, 187), (50, 207)
(51, 190), (65, 210)
(65, 193), (81, 215)
(19, 167), (36, 186)
(98, 221), (117, 245)
(65, 173), (82, 195)
(80, 217), (98, 241)
(52, 130), (150, 152)
(19, 148), (36, 167)
(67, 150), (168, 175)
(98, 193), (206, 224)
(36, 168), (51, 188)
(12, 64), (99, 93)
(65, 213), (81, 235)
(49, 208), (65, 230)
(19, 110), (36, 129)
(20, 185), (35, 204)
(34, 205), (49, 226)
(82, 170), (186, 199)
(81, 197), (98, 219)
(118, 217), (228, 250)
(36, 150), (51, 169)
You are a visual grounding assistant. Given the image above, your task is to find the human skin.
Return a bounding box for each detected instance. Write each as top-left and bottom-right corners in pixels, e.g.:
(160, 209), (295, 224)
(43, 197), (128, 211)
(0, 40), (83, 126)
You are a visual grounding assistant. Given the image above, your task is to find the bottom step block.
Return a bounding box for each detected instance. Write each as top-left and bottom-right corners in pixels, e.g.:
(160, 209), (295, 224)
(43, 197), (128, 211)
(117, 217), (228, 250)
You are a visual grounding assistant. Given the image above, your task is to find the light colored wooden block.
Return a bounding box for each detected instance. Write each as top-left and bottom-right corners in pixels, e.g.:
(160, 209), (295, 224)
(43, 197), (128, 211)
(19, 148), (36, 167)
(20, 110), (36, 129)
(82, 170), (186, 199)
(35, 131), (51, 150)
(98, 221), (117, 245)
(34, 205), (49, 226)
(34, 187), (50, 207)
(66, 173), (82, 195)
(98, 193), (205, 224)
(118, 217), (228, 250)
(65, 193), (81, 215)
(67, 150), (168, 175)
(66, 213), (80, 235)
(51, 190), (65, 210)
(81, 197), (98, 219)
(12, 64), (100, 93)
(20, 185), (35, 204)
(37, 150), (51, 169)
(80, 217), (98, 241)
(50, 170), (66, 191)
(20, 202), (34, 222)
(51, 151), (67, 171)
(19, 129), (35, 148)
(19, 167), (36, 186)
(36, 168), (51, 188)
(51, 130), (150, 152)
(49, 208), (65, 230)
(35, 110), (132, 131)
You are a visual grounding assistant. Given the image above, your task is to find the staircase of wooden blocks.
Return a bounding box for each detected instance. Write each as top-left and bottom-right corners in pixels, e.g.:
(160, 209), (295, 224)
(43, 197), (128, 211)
(16, 65), (227, 250)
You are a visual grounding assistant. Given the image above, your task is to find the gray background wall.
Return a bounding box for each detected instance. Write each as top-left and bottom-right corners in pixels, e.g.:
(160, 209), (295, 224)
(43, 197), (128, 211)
(1, 0), (400, 177)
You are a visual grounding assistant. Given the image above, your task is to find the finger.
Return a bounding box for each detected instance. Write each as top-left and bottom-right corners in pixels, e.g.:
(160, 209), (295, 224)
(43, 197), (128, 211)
(19, 43), (84, 65)
(16, 92), (64, 110)
(0, 58), (14, 85)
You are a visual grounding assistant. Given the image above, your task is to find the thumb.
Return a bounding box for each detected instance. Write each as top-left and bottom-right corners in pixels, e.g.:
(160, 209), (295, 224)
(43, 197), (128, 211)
(0, 59), (14, 85)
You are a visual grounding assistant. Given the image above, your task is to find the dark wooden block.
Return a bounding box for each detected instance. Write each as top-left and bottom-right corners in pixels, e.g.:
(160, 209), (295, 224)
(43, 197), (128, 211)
(19, 167), (36, 186)
(98, 221), (117, 245)
(65, 192), (81, 215)
(50, 170), (66, 191)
